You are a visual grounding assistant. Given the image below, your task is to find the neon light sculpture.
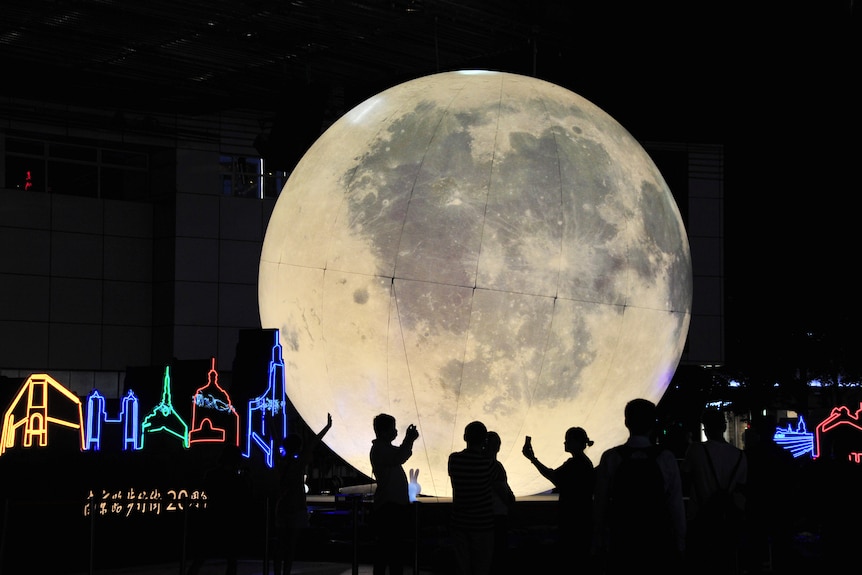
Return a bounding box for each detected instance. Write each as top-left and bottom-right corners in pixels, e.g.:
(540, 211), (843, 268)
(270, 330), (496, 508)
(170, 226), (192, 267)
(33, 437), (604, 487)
(84, 391), (107, 451)
(814, 402), (862, 462)
(189, 357), (239, 446)
(84, 389), (140, 451)
(0, 374), (85, 455)
(773, 416), (813, 458)
(140, 366), (189, 449)
(244, 329), (288, 467)
(7, 359), (862, 473)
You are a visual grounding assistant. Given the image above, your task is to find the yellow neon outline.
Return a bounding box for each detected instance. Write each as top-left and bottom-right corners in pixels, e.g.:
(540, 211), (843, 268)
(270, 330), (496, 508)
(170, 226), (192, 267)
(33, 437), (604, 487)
(0, 374), (85, 455)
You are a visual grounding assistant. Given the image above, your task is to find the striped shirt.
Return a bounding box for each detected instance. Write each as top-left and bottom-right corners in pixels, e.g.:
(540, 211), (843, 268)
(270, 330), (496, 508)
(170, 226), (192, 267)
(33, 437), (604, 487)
(448, 447), (496, 531)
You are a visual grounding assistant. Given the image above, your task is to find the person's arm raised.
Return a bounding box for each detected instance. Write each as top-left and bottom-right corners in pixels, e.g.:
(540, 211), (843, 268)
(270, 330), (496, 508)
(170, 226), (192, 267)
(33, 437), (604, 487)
(301, 413), (333, 463)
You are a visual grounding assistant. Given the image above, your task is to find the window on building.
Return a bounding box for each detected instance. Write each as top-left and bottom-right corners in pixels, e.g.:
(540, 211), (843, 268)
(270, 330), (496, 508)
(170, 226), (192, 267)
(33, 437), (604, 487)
(5, 136), (285, 201)
(4, 136), (150, 200)
(5, 153), (45, 193)
(263, 168), (289, 199)
(219, 155), (288, 199)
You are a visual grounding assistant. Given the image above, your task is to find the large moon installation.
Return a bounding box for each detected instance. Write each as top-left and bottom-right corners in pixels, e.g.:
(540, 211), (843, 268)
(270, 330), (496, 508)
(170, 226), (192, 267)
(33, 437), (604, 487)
(259, 70), (692, 497)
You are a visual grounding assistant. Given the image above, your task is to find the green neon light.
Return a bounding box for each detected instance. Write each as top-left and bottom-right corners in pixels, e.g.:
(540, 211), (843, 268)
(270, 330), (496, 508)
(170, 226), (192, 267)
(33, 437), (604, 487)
(140, 366), (189, 449)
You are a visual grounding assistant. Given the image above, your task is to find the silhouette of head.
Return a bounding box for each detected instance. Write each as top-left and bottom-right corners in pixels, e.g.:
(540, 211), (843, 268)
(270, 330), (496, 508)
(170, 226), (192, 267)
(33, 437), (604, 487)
(464, 420), (488, 448)
(702, 410), (727, 439)
(624, 398), (657, 437)
(565, 426), (594, 452)
(373, 413), (398, 441)
(748, 413), (777, 439)
(486, 431), (502, 456)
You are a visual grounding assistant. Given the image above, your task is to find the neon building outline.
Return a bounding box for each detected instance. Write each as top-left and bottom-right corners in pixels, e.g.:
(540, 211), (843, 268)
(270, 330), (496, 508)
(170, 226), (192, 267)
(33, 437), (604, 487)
(189, 357), (240, 446)
(1, 373), (85, 455)
(3, 358), (862, 468)
(244, 329), (288, 467)
(773, 416), (814, 459)
(140, 366), (190, 449)
(84, 389), (140, 451)
(813, 402), (862, 463)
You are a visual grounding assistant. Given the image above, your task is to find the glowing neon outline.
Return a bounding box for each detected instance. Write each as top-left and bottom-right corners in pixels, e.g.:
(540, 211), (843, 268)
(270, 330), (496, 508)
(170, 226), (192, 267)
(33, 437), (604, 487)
(772, 416), (813, 458)
(244, 329), (288, 467)
(813, 402), (862, 462)
(6, 361), (862, 469)
(140, 366), (189, 449)
(85, 389), (140, 451)
(0, 374), (85, 455)
(189, 357), (239, 446)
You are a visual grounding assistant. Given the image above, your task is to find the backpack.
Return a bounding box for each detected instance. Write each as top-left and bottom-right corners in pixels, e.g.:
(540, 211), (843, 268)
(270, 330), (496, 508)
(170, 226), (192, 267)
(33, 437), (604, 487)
(697, 448), (745, 530)
(608, 444), (671, 550)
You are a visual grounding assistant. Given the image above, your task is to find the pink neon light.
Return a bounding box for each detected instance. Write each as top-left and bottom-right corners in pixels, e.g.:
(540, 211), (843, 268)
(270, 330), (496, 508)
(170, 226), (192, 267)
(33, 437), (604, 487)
(189, 357), (239, 446)
(813, 402), (862, 461)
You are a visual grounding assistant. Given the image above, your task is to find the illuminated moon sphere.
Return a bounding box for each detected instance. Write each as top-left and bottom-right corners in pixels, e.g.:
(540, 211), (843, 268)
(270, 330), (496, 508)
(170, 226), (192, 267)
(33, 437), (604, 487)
(259, 70), (692, 497)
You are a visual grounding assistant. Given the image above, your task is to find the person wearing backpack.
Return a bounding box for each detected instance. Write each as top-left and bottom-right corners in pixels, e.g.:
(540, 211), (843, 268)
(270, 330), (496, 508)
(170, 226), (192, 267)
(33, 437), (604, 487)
(592, 398), (686, 575)
(683, 409), (748, 575)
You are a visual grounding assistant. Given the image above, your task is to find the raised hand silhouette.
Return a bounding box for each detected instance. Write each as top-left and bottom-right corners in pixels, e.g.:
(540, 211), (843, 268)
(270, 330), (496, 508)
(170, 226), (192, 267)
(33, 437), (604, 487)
(370, 414), (420, 575)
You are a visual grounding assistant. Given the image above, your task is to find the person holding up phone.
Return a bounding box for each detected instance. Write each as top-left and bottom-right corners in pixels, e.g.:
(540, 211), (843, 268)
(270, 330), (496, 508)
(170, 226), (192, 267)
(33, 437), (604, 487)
(370, 413), (420, 575)
(523, 427), (596, 561)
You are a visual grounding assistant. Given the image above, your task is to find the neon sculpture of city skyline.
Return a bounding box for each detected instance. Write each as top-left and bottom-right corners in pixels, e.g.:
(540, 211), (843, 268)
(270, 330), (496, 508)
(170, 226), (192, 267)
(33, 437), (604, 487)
(773, 416), (813, 458)
(140, 366), (189, 449)
(814, 402), (862, 463)
(3, 333), (855, 467)
(84, 389), (140, 451)
(189, 357), (240, 446)
(0, 373), (85, 454)
(244, 329), (288, 467)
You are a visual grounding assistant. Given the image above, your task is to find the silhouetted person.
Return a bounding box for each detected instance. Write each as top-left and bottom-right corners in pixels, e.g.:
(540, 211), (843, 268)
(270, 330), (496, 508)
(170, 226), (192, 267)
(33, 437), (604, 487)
(274, 413), (332, 575)
(804, 435), (862, 571)
(485, 431), (516, 575)
(741, 414), (796, 574)
(448, 420), (496, 575)
(369, 413), (420, 575)
(523, 426), (595, 560)
(592, 398), (686, 575)
(683, 409), (747, 575)
(187, 444), (252, 575)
